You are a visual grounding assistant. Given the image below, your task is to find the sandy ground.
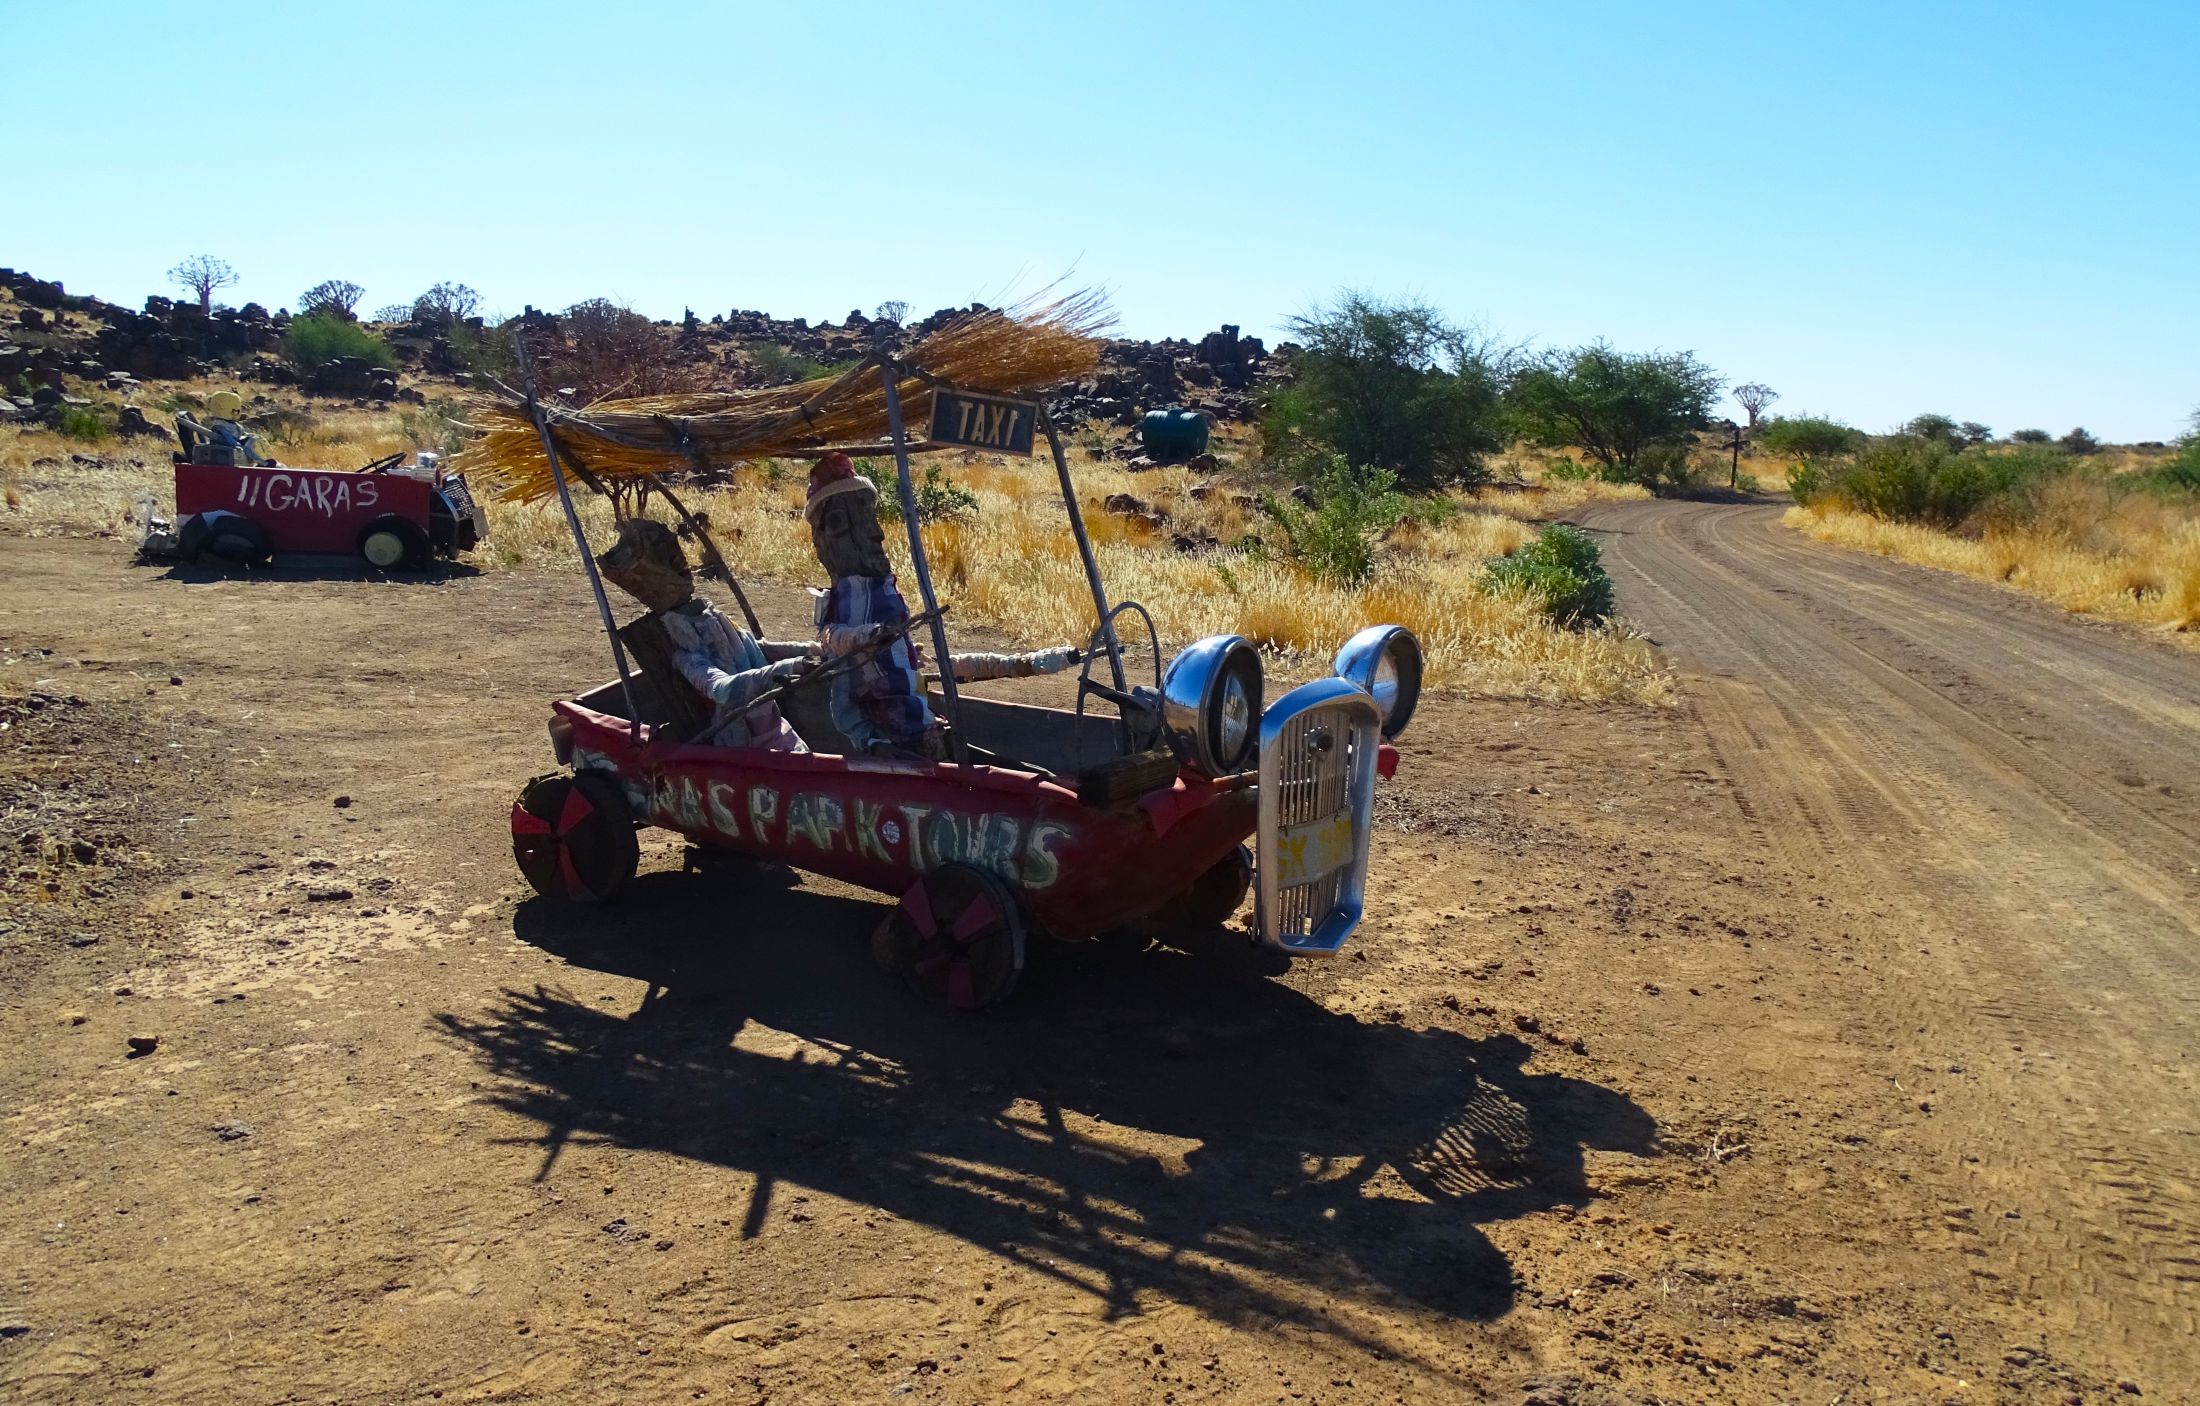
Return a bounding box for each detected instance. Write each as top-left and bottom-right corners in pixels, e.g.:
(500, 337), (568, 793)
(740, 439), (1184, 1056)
(0, 512), (2191, 1404)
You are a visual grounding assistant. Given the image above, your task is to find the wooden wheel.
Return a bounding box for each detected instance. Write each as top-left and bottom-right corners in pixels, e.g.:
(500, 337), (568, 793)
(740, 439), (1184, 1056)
(872, 862), (1026, 1011)
(510, 771), (639, 903)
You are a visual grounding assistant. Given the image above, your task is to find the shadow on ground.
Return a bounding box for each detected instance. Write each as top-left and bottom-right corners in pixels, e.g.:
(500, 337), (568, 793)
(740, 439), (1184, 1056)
(439, 864), (1658, 1342)
(139, 555), (483, 585)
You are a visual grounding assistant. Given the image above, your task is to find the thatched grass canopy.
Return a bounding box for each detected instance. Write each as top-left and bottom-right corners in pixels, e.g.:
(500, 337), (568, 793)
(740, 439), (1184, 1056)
(467, 291), (1109, 502)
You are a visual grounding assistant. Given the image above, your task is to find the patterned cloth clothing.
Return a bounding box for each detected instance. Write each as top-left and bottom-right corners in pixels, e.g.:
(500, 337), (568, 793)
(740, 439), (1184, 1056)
(818, 573), (934, 752)
(660, 601), (806, 751)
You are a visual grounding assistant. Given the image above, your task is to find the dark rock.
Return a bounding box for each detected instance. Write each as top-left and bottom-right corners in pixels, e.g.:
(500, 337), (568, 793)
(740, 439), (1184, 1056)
(125, 1034), (159, 1058)
(306, 886), (353, 903)
(117, 405), (171, 441)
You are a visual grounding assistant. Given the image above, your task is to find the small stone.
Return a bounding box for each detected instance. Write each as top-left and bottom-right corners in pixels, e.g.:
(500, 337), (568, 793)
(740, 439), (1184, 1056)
(306, 887), (352, 903)
(125, 1034), (159, 1058)
(212, 1121), (254, 1142)
(168, 675), (183, 687)
(1512, 1013), (1540, 1033)
(63, 1010), (88, 1026)
(332, 796), (352, 809)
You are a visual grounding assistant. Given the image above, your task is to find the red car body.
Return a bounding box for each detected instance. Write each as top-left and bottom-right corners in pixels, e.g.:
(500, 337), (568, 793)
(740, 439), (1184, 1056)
(548, 698), (1288, 941)
(175, 461), (434, 556)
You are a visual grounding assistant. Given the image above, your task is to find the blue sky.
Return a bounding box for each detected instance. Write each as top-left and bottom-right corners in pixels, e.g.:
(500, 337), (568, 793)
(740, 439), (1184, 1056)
(6, 1), (2194, 440)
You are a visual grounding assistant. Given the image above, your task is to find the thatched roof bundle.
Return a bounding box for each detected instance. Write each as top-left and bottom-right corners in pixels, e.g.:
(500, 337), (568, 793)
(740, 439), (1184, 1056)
(467, 290), (1109, 501)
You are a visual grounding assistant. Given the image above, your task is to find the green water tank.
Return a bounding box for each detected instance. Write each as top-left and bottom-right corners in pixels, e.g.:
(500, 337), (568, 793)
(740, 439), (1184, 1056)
(1140, 406), (1210, 462)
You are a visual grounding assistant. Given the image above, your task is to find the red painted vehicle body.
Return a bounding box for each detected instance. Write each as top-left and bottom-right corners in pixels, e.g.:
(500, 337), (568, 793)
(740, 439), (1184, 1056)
(176, 461), (433, 555)
(551, 698), (1272, 940)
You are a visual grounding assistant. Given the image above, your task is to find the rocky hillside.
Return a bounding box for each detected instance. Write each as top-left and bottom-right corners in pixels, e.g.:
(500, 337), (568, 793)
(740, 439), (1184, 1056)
(1, 266), (1285, 432)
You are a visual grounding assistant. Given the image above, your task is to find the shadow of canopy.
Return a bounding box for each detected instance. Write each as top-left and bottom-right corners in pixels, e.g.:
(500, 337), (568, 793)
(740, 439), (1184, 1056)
(437, 864), (1658, 1347)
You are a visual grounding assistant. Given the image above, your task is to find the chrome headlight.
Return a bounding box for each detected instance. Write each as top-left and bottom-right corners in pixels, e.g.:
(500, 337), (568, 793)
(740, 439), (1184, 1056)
(1161, 634), (1263, 777)
(1333, 625), (1422, 739)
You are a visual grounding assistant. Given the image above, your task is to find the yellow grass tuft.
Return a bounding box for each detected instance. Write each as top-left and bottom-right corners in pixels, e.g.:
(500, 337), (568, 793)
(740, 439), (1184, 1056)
(1785, 503), (2200, 639)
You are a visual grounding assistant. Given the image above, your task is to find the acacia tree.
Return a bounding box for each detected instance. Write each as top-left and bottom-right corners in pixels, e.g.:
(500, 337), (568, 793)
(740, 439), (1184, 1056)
(1507, 343), (1723, 487)
(1733, 382), (1779, 429)
(1903, 413), (1962, 446)
(874, 299), (909, 325)
(168, 254), (238, 313)
(1272, 291), (1513, 489)
(299, 279), (365, 320)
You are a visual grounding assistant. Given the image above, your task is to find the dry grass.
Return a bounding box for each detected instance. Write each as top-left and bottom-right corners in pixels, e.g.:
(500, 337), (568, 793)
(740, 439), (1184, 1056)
(1785, 494), (2200, 639)
(5, 389), (1673, 703)
(469, 292), (1111, 500)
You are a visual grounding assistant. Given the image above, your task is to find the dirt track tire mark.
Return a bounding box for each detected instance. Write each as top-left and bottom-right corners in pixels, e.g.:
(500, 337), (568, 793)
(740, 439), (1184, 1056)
(1575, 498), (2200, 1354)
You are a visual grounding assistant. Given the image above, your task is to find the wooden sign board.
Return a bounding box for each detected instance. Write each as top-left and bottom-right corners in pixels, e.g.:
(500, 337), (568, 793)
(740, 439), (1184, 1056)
(928, 390), (1038, 456)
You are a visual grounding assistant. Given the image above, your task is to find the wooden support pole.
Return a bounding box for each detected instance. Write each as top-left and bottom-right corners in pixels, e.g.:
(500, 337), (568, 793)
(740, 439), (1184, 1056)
(513, 347), (643, 743)
(878, 360), (969, 767)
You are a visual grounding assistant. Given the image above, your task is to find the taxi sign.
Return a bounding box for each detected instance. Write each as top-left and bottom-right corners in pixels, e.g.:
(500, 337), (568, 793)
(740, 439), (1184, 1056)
(928, 389), (1037, 456)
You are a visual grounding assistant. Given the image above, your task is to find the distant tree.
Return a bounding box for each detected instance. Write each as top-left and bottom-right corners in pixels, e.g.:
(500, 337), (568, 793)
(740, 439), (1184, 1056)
(874, 299), (910, 326)
(1275, 291), (1513, 489)
(411, 282), (481, 326)
(2009, 428), (2052, 444)
(1732, 382), (1779, 429)
(371, 304), (411, 324)
(1958, 421), (1993, 447)
(2058, 426), (2101, 455)
(298, 279), (365, 321)
(1507, 342), (1723, 489)
(1756, 415), (1865, 463)
(167, 254), (238, 313)
(521, 298), (698, 403)
(1903, 413), (1962, 446)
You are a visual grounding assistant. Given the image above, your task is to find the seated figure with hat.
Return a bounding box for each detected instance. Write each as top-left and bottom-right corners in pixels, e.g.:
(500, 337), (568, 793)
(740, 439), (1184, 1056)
(804, 453), (1080, 760)
(596, 518), (812, 750)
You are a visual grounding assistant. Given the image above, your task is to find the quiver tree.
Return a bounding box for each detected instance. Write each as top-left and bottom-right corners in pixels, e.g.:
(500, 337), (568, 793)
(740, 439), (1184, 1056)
(1733, 382), (1779, 429)
(299, 279), (366, 320)
(167, 254), (238, 313)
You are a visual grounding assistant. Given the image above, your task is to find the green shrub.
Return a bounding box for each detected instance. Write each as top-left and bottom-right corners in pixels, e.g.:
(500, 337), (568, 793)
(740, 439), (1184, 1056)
(283, 313), (395, 372)
(2134, 426), (2200, 496)
(1481, 523), (1614, 627)
(856, 458), (976, 523)
(1276, 292), (1510, 490)
(1820, 438), (2072, 528)
(748, 342), (832, 385)
(1787, 459), (1824, 504)
(396, 397), (469, 458)
(1543, 455), (1595, 482)
(1403, 493), (1461, 528)
(1257, 454), (1406, 585)
(56, 403), (108, 441)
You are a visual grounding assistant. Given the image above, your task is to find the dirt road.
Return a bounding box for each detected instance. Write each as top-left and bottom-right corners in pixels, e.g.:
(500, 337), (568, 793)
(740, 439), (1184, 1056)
(1, 525), (2193, 1404)
(1576, 498), (2200, 1359)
